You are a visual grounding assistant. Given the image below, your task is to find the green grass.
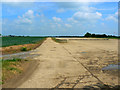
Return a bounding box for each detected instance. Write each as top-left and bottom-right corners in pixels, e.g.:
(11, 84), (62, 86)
(106, 37), (120, 39)
(2, 58), (21, 68)
(21, 47), (27, 51)
(2, 58), (22, 68)
(52, 37), (67, 43)
(2, 58), (27, 83)
(0, 81), (4, 85)
(1, 36), (46, 47)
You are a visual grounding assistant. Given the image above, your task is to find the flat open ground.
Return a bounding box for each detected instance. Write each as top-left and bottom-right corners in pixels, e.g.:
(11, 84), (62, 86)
(4, 38), (119, 88)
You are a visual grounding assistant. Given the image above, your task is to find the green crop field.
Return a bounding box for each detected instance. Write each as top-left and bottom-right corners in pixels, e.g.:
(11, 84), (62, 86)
(1, 36), (46, 47)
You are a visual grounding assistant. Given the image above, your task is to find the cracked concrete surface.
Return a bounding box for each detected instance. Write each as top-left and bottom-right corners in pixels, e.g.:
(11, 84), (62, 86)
(18, 38), (119, 88)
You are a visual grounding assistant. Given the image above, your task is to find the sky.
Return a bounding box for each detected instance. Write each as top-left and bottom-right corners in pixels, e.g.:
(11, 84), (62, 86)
(1, 1), (119, 36)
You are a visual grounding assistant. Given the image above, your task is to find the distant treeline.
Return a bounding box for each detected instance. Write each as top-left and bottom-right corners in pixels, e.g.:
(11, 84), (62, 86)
(2, 33), (120, 38)
(84, 32), (119, 38)
(2, 35), (47, 37)
(53, 32), (120, 38)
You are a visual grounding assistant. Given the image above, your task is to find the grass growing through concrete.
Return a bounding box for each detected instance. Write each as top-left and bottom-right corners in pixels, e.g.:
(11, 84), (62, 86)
(2, 58), (28, 84)
(52, 37), (67, 43)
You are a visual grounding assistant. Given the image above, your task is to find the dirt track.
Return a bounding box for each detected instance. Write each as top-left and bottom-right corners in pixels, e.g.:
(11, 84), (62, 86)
(15, 38), (119, 88)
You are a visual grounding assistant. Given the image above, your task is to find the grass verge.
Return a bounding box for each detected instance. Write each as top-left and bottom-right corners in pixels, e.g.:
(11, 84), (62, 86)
(2, 58), (39, 88)
(2, 58), (28, 84)
(51, 37), (67, 43)
(2, 37), (46, 55)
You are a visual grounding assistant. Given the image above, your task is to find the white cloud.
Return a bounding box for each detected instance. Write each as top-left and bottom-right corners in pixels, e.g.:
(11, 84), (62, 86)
(105, 16), (117, 22)
(72, 11), (102, 22)
(23, 10), (34, 19)
(65, 24), (72, 28)
(67, 7), (101, 23)
(52, 17), (62, 22)
(115, 12), (118, 15)
(105, 11), (118, 22)
(36, 14), (46, 22)
(16, 10), (34, 24)
(96, 12), (102, 17)
(79, 6), (96, 12)
(17, 17), (32, 24)
(56, 8), (65, 13)
(66, 10), (102, 30)
(36, 13), (44, 18)
(68, 18), (78, 23)
(115, 11), (118, 16)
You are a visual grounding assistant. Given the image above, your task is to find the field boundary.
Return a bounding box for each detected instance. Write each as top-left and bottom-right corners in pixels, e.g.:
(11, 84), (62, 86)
(1, 38), (46, 55)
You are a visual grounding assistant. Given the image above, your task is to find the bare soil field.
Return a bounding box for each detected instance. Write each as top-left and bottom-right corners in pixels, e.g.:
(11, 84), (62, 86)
(3, 38), (119, 89)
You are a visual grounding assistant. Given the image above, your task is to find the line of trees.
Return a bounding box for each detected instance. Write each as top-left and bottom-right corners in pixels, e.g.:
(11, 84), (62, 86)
(1, 33), (119, 38)
(84, 32), (118, 38)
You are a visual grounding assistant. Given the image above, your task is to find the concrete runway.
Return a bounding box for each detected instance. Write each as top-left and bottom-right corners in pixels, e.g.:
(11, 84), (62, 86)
(17, 38), (119, 88)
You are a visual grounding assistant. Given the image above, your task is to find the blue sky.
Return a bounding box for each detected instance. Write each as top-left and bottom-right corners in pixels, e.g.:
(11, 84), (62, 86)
(1, 2), (118, 36)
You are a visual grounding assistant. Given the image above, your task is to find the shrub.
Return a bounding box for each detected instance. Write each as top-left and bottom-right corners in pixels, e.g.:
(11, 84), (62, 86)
(21, 47), (27, 51)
